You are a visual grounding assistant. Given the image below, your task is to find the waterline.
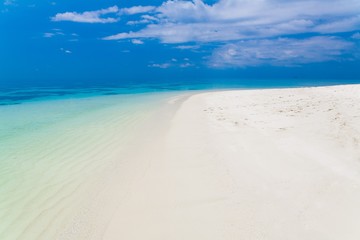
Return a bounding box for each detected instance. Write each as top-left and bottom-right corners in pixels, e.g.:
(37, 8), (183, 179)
(0, 91), (186, 239)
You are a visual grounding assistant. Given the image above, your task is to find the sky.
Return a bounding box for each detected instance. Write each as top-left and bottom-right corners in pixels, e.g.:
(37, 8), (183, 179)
(1, 0), (360, 87)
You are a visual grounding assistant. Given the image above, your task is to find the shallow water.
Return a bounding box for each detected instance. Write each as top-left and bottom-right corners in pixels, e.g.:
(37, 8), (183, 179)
(0, 90), (181, 239)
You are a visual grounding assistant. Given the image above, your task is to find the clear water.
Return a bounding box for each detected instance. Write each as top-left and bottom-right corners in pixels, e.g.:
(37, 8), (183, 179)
(2, 78), (359, 106)
(0, 90), (182, 239)
(1, 80), (360, 239)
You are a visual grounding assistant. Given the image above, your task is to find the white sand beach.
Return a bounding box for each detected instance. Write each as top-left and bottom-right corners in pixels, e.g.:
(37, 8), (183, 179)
(102, 84), (360, 240)
(1, 85), (360, 240)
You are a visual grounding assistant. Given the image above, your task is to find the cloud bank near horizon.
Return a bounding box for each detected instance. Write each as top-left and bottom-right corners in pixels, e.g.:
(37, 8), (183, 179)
(50, 0), (360, 68)
(209, 36), (355, 68)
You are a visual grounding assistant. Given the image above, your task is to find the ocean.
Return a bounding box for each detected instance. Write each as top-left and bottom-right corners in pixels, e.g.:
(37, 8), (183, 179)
(0, 88), (186, 239)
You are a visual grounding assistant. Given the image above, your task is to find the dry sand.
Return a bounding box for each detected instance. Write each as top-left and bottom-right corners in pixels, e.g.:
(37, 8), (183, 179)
(102, 84), (360, 240)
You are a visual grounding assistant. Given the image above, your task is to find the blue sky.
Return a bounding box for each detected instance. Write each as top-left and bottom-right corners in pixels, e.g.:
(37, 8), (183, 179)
(1, 0), (360, 87)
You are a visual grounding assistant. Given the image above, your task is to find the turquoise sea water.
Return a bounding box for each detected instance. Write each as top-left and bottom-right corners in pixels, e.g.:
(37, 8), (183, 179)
(0, 89), (185, 239)
(2, 78), (360, 106)
(1, 80), (360, 239)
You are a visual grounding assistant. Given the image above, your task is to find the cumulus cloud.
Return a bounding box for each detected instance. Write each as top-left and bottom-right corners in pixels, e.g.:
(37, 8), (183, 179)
(175, 45), (200, 50)
(51, 5), (156, 24)
(157, 0), (210, 22)
(103, 0), (360, 43)
(180, 62), (195, 68)
(127, 15), (158, 25)
(131, 39), (144, 44)
(52, 6), (119, 23)
(126, 19), (149, 25)
(119, 6), (155, 15)
(60, 48), (72, 54)
(43, 29), (78, 41)
(209, 36), (354, 67)
(148, 58), (195, 68)
(54, 1), (359, 68)
(148, 63), (171, 68)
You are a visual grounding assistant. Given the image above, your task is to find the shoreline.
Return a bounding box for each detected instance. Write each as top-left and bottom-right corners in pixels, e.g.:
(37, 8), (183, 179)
(1, 84), (360, 239)
(2, 82), (360, 107)
(0, 92), (191, 240)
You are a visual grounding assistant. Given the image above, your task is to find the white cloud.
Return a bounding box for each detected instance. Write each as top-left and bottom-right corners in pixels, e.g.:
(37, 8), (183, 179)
(126, 15), (158, 25)
(51, 5), (156, 24)
(43, 30), (66, 38)
(52, 6), (119, 23)
(180, 62), (194, 68)
(209, 36), (354, 67)
(175, 45), (200, 50)
(119, 6), (155, 15)
(60, 48), (72, 54)
(148, 59), (195, 68)
(157, 0), (210, 22)
(314, 16), (360, 34)
(142, 15), (158, 21)
(148, 63), (171, 68)
(103, 0), (360, 43)
(127, 20), (149, 25)
(131, 39), (144, 44)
